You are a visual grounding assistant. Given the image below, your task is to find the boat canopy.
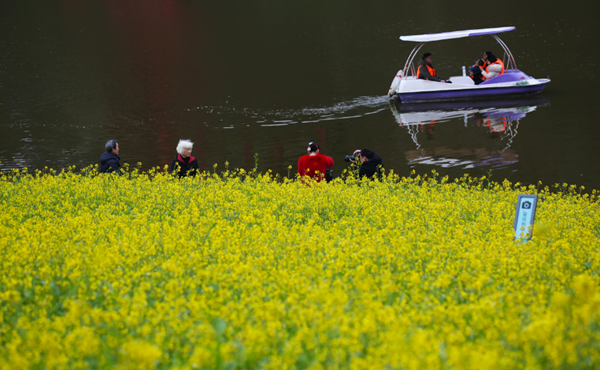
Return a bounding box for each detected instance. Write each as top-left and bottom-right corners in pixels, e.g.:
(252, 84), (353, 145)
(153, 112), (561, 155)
(399, 26), (518, 79)
(400, 26), (515, 43)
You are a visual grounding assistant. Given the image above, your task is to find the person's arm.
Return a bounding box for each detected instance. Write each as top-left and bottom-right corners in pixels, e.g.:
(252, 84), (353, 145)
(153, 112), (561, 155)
(482, 64), (501, 79)
(481, 70), (493, 79)
(297, 157), (304, 176)
(420, 66), (443, 82)
(190, 159), (200, 176)
(326, 156), (334, 168)
(169, 159), (177, 173)
(349, 149), (361, 164)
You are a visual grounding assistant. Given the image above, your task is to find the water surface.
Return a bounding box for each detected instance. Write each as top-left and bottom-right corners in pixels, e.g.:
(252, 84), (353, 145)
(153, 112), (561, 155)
(1, 0), (599, 189)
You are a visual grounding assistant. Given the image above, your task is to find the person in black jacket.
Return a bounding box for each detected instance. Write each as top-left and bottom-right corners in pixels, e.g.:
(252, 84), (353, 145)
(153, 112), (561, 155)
(169, 139), (199, 177)
(470, 59), (486, 85)
(100, 139), (121, 174)
(349, 148), (384, 179)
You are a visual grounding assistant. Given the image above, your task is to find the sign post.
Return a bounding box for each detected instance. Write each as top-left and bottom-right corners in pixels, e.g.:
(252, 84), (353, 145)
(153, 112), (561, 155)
(513, 194), (538, 241)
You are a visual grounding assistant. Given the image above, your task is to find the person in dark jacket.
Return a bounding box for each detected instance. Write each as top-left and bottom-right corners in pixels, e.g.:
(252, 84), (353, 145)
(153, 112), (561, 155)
(349, 148), (384, 179)
(470, 59), (486, 85)
(100, 139), (121, 173)
(417, 53), (448, 83)
(169, 139), (199, 177)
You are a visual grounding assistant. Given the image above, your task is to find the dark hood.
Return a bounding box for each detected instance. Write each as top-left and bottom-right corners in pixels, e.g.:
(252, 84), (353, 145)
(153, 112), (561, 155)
(363, 153), (383, 169)
(359, 153), (384, 179)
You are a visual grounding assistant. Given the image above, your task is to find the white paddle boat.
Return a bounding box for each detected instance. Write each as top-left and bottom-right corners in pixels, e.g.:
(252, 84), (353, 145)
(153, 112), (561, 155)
(388, 27), (550, 102)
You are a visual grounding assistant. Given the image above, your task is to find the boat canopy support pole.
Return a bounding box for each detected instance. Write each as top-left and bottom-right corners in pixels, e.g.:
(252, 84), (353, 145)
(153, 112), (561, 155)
(402, 42), (425, 77)
(492, 35), (517, 70)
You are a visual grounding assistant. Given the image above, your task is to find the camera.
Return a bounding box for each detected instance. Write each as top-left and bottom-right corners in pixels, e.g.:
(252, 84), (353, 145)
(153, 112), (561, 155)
(344, 154), (359, 162)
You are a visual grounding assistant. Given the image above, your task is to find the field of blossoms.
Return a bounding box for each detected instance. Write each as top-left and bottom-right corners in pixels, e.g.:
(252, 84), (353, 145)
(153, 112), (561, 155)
(0, 166), (599, 370)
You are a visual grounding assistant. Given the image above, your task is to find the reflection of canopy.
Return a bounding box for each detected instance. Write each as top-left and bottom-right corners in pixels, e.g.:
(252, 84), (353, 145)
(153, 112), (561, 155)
(400, 27), (515, 42)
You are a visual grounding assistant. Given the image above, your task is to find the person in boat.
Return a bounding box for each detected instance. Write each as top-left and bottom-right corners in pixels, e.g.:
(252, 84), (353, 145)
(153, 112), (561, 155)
(481, 51), (505, 80)
(169, 139), (199, 177)
(470, 59), (486, 85)
(349, 148), (384, 180)
(417, 53), (448, 83)
(298, 142), (334, 183)
(100, 139), (121, 174)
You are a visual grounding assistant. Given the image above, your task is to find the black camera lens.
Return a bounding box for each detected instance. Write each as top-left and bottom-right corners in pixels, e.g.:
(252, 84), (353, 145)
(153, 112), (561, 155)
(344, 155), (357, 162)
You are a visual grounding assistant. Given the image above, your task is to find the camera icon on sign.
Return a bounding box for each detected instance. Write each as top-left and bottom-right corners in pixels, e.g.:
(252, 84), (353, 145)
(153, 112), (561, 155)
(522, 201), (532, 209)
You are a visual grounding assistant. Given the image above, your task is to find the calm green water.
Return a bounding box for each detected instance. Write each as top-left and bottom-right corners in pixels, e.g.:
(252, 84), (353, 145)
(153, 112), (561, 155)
(1, 0), (599, 189)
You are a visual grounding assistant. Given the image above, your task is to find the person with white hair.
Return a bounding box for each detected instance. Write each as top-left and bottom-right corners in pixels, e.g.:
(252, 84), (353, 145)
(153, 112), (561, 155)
(169, 139), (199, 177)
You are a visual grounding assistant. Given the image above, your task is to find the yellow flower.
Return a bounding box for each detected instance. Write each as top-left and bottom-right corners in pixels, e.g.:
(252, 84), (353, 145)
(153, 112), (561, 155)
(0, 167), (598, 368)
(119, 340), (162, 369)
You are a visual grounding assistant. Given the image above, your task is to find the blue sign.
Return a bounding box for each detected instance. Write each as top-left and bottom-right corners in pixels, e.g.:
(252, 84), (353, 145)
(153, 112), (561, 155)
(513, 194), (538, 240)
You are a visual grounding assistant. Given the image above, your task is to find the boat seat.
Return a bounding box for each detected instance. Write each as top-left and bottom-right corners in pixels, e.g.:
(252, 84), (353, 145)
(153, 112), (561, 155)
(448, 76), (475, 85)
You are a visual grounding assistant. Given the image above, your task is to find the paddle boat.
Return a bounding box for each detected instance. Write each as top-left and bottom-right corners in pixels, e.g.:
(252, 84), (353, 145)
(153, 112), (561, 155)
(388, 27), (550, 103)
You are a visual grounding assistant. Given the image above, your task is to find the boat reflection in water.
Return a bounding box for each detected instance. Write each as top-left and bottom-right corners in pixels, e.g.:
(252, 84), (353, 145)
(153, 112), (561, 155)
(389, 97), (547, 169)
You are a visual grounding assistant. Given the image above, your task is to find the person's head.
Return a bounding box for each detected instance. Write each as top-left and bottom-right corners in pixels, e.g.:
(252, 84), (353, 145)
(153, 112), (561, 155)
(422, 53), (433, 64)
(307, 142), (320, 156)
(176, 139), (194, 158)
(359, 148), (375, 162)
(483, 51), (497, 63)
(105, 140), (119, 155)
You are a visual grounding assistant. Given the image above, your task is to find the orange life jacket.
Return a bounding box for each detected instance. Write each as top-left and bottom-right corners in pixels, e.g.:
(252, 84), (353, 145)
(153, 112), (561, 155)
(485, 59), (505, 75)
(417, 64), (437, 80)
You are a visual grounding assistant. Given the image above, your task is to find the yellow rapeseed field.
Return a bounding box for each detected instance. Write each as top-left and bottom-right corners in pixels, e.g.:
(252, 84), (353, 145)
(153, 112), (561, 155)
(0, 166), (599, 370)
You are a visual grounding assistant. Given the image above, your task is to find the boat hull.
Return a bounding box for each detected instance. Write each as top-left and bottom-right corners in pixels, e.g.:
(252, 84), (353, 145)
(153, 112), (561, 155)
(392, 70), (550, 103)
(398, 82), (548, 103)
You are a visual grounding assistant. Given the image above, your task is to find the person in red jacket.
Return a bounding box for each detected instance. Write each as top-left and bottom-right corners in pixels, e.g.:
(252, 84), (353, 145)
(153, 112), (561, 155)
(297, 142), (334, 182)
